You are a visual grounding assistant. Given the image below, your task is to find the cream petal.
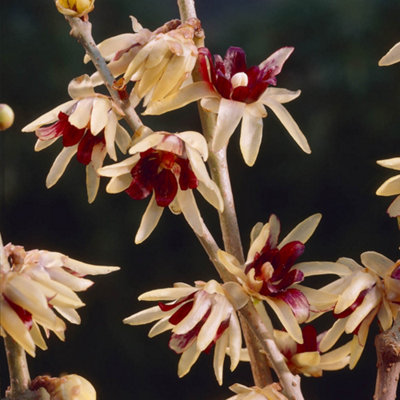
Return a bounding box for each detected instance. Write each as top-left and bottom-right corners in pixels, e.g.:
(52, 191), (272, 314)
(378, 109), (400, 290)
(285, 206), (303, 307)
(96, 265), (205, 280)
(279, 213), (321, 248)
(295, 261), (351, 277)
(135, 194), (164, 244)
(262, 97), (310, 154)
(254, 301), (274, 333)
(115, 123), (132, 153)
(319, 318), (346, 352)
(123, 41), (157, 82)
(334, 272), (376, 314)
(138, 287), (197, 301)
(246, 101), (267, 118)
(90, 97), (110, 135)
(292, 351), (320, 367)
(197, 300), (229, 351)
(376, 174), (400, 196)
(54, 306), (81, 324)
(98, 155), (139, 177)
(360, 251), (394, 278)
(144, 81), (214, 115)
(173, 292), (211, 334)
(62, 257), (119, 276)
(184, 146), (209, 184)
(177, 341), (201, 377)
(35, 137), (59, 152)
(200, 97), (220, 113)
(377, 297), (393, 331)
(68, 98), (93, 129)
(240, 110), (263, 167)
(106, 173), (132, 193)
(268, 214), (280, 247)
(319, 341), (351, 366)
(212, 99), (246, 152)
(86, 146), (106, 203)
(379, 42), (400, 66)
(217, 250), (247, 282)
(136, 57), (169, 98)
(336, 257), (364, 273)
(247, 224), (270, 263)
(0, 299), (36, 357)
(22, 100), (76, 132)
(377, 157), (400, 171)
(46, 145), (78, 188)
(104, 111), (118, 160)
(68, 75), (96, 99)
(259, 47), (294, 73)
(176, 131), (208, 160)
(177, 190), (204, 236)
(90, 33), (138, 62)
(264, 297), (303, 344)
(228, 312), (242, 371)
(260, 87), (301, 104)
(129, 132), (164, 154)
(196, 181), (224, 212)
(222, 282), (249, 311)
(148, 316), (174, 337)
(123, 305), (165, 325)
(296, 284), (337, 311)
(388, 195), (400, 217)
(30, 321), (48, 351)
(47, 267), (93, 291)
(345, 288), (381, 333)
(213, 330), (229, 385)
(349, 335), (364, 369)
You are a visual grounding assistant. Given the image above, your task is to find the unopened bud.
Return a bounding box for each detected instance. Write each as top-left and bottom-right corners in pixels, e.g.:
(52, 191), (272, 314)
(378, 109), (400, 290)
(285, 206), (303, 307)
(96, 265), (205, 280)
(0, 104), (14, 131)
(55, 0), (95, 17)
(30, 374), (96, 400)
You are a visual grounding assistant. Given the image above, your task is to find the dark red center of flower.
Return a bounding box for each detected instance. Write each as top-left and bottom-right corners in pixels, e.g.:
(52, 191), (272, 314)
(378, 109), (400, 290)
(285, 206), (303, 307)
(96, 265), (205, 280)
(125, 148), (198, 207)
(199, 46), (279, 103)
(36, 112), (105, 165)
(4, 295), (33, 330)
(391, 262), (400, 280)
(245, 238), (305, 297)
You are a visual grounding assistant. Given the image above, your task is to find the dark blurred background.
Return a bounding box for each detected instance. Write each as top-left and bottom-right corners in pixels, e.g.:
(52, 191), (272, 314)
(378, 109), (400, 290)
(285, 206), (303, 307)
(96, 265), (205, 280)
(1, 0), (400, 399)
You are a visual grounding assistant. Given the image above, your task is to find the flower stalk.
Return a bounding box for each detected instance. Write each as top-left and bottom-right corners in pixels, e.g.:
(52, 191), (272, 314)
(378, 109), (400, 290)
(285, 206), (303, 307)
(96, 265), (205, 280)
(66, 16), (144, 133)
(374, 314), (400, 400)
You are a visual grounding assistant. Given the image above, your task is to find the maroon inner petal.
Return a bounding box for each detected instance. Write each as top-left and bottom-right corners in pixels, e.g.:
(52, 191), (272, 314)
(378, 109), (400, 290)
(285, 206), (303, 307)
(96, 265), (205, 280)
(203, 317), (230, 354)
(223, 47), (247, 77)
(158, 292), (196, 312)
(153, 169), (178, 207)
(277, 288), (310, 322)
(168, 301), (194, 325)
(272, 241), (305, 280)
(76, 131), (105, 165)
(4, 295), (33, 330)
(391, 263), (400, 280)
(176, 158), (198, 190)
(296, 325), (318, 353)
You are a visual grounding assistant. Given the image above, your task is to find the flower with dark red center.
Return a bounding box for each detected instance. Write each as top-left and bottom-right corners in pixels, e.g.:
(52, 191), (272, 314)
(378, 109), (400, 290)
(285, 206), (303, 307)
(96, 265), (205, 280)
(317, 251), (400, 368)
(0, 236), (119, 357)
(22, 74), (131, 203)
(145, 46), (310, 166)
(123, 280), (248, 385)
(273, 325), (351, 377)
(218, 213), (336, 344)
(99, 129), (223, 243)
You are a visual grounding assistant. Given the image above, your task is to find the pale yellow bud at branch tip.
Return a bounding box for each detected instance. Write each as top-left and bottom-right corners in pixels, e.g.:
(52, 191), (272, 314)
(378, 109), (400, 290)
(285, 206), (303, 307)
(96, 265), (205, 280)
(55, 0), (94, 17)
(0, 104), (14, 131)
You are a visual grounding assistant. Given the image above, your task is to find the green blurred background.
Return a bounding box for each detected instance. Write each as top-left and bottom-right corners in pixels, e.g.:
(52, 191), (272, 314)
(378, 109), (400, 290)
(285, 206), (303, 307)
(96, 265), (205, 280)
(1, 0), (400, 398)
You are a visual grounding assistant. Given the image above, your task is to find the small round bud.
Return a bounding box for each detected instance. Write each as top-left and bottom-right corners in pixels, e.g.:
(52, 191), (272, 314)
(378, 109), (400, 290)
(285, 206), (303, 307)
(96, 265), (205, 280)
(0, 104), (15, 130)
(55, 0), (95, 17)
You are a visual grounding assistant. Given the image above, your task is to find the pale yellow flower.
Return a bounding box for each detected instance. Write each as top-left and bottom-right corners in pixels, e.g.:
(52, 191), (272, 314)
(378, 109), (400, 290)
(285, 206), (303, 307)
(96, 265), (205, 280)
(55, 0), (95, 18)
(30, 374), (96, 400)
(226, 383), (288, 400)
(0, 236), (119, 357)
(0, 104), (14, 131)
(376, 157), (400, 217)
(318, 252), (399, 368)
(124, 280), (248, 385)
(98, 128), (223, 243)
(22, 75), (131, 203)
(145, 46), (310, 166)
(379, 41), (400, 66)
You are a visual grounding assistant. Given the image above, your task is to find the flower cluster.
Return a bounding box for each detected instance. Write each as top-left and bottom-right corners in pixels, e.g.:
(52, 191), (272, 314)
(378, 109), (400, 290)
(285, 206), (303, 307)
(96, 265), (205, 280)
(376, 157), (400, 218)
(22, 75), (131, 203)
(226, 383), (288, 400)
(99, 129), (223, 243)
(123, 280), (248, 385)
(0, 236), (119, 356)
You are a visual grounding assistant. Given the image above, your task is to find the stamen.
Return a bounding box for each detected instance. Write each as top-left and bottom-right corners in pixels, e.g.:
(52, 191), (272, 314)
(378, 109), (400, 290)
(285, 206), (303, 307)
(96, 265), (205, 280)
(231, 72), (248, 89)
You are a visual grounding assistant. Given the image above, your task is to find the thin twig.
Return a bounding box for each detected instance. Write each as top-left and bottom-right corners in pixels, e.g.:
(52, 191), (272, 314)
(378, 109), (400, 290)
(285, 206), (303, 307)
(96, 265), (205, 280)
(374, 314), (400, 400)
(66, 17), (144, 134)
(177, 0), (197, 22)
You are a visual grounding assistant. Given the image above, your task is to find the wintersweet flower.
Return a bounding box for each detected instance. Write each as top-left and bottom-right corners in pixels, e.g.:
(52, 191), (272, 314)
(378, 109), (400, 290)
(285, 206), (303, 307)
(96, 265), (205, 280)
(22, 74), (131, 203)
(30, 374), (96, 400)
(145, 46), (310, 166)
(376, 157), (400, 217)
(318, 252), (400, 368)
(0, 237), (119, 356)
(218, 213), (343, 343)
(273, 325), (351, 377)
(379, 41), (400, 66)
(123, 280), (248, 385)
(226, 383), (288, 400)
(55, 0), (95, 18)
(98, 129), (223, 243)
(120, 18), (200, 107)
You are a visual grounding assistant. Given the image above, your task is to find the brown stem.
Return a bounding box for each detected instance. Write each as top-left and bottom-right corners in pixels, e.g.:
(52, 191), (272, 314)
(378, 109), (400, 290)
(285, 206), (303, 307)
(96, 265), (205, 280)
(374, 315), (400, 400)
(177, 0), (197, 21)
(3, 335), (30, 399)
(66, 17), (144, 134)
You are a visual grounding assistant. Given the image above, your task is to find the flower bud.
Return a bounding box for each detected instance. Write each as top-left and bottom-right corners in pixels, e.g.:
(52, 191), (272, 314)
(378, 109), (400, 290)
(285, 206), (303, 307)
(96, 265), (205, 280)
(30, 374), (96, 400)
(0, 104), (14, 131)
(55, 0), (95, 17)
